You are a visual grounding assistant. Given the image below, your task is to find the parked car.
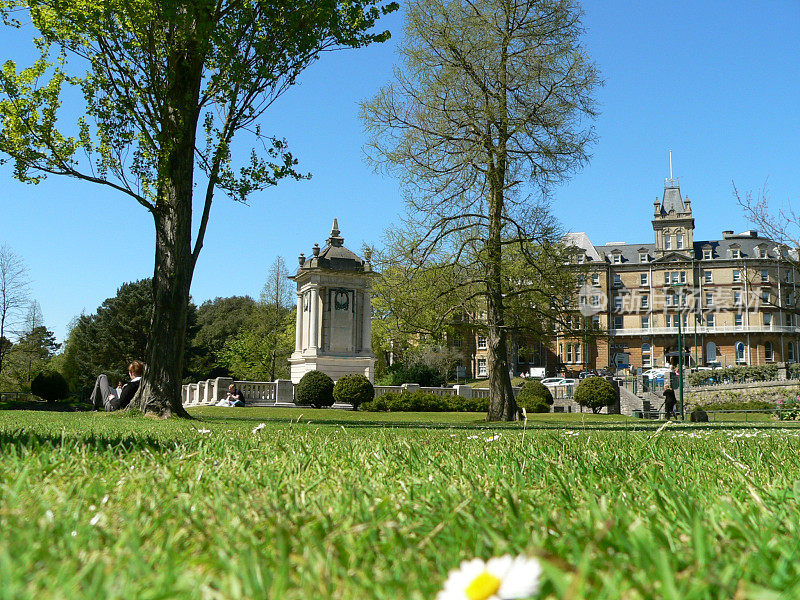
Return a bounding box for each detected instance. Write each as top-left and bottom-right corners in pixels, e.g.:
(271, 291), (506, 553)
(560, 378), (577, 386)
(578, 370), (598, 380)
(541, 377), (566, 387)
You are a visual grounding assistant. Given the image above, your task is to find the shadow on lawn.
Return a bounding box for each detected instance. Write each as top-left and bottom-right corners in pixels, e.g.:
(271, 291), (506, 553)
(194, 411), (800, 433)
(0, 429), (180, 454)
(0, 400), (92, 412)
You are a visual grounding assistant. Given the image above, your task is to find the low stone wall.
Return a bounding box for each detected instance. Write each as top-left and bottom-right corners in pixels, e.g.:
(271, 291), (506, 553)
(687, 380), (798, 406)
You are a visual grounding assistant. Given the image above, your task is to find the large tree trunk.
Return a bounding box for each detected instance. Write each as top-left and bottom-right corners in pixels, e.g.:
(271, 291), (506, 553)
(129, 22), (204, 418)
(485, 156), (517, 421)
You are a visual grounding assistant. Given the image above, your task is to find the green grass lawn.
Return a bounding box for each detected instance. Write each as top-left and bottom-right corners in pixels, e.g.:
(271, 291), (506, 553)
(2, 408), (800, 598)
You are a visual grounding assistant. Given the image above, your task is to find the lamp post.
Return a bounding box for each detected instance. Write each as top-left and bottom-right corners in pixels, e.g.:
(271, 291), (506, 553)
(677, 310), (685, 420)
(669, 282), (686, 420)
(690, 249), (698, 370)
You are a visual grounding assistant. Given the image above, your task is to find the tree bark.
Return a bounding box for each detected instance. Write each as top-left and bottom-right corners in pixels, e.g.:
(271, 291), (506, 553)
(128, 22), (204, 418)
(485, 152), (517, 421)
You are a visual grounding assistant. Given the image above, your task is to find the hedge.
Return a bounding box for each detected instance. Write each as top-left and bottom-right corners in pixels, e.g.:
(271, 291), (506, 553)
(361, 391), (489, 413)
(688, 364), (782, 387)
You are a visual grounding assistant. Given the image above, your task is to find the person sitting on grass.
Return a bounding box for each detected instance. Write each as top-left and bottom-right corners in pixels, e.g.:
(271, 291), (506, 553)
(90, 360), (144, 411)
(215, 384), (245, 407)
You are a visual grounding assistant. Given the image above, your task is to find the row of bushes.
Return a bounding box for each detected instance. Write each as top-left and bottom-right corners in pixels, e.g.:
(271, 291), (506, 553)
(693, 399), (775, 411)
(687, 364), (783, 387)
(361, 391), (489, 413)
(295, 371), (374, 409)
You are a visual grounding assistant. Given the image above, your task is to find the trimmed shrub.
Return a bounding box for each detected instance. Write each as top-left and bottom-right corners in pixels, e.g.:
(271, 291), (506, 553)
(574, 376), (617, 414)
(31, 370), (70, 403)
(689, 364), (782, 387)
(360, 391), (489, 413)
(296, 370), (334, 408)
(516, 380), (554, 413)
(375, 363), (446, 387)
(333, 374), (374, 410)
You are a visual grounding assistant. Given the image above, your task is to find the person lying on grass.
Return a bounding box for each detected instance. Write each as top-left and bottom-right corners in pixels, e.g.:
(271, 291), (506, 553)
(90, 360), (144, 412)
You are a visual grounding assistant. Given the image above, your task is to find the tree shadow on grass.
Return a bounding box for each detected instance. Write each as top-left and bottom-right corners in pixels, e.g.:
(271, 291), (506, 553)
(0, 400), (92, 412)
(0, 429), (182, 454)
(193, 409), (800, 434)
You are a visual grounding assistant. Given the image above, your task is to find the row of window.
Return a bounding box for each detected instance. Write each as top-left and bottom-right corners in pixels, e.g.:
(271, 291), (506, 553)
(639, 341), (796, 367)
(612, 312), (796, 329)
(581, 268), (796, 288)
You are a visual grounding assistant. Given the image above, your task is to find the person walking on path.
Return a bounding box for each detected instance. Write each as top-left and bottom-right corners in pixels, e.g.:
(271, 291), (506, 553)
(90, 361), (144, 411)
(663, 384), (677, 419)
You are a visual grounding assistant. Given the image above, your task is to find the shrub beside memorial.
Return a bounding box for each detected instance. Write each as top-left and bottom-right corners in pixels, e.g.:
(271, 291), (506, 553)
(30, 370), (70, 403)
(515, 380), (553, 413)
(361, 391), (489, 412)
(296, 370), (335, 408)
(333, 374), (374, 410)
(574, 377), (617, 414)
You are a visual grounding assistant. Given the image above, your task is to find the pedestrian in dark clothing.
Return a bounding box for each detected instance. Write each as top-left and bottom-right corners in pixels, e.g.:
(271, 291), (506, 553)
(90, 361), (144, 411)
(663, 386), (677, 419)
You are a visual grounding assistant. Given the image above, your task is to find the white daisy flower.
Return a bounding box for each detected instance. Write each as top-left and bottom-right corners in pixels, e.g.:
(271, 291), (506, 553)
(437, 555), (542, 600)
(484, 434), (502, 442)
(196, 428), (211, 434)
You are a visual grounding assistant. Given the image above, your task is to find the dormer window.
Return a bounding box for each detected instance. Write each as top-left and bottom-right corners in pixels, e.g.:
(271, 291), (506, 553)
(575, 252), (585, 264)
(757, 247), (768, 258)
(730, 248), (741, 259)
(639, 252), (648, 263)
(612, 253), (622, 264)
(703, 248), (712, 260)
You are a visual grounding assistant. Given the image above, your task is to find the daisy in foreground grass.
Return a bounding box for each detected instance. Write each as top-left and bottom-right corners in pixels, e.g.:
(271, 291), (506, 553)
(437, 555), (541, 600)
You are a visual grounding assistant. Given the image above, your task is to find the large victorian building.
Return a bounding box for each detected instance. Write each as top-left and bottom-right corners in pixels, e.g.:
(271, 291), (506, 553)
(554, 177), (800, 374)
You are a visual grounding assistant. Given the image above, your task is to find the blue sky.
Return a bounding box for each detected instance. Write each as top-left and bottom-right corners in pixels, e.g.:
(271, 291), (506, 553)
(1, 0), (798, 343)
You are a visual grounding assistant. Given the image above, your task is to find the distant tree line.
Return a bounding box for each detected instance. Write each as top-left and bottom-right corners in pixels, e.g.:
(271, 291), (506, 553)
(0, 257), (295, 400)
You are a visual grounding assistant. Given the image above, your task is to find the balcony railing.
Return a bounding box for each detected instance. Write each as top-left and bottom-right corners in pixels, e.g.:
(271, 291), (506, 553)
(611, 325), (800, 336)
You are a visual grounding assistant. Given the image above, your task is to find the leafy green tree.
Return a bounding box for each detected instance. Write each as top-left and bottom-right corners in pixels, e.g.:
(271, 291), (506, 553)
(0, 0), (397, 416)
(0, 244), (29, 379)
(186, 295), (260, 379)
(574, 376), (617, 414)
(362, 0), (600, 420)
(61, 278), (191, 396)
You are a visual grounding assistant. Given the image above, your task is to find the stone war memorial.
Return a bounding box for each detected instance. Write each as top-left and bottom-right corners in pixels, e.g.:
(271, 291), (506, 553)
(182, 219), (376, 406)
(289, 218), (377, 383)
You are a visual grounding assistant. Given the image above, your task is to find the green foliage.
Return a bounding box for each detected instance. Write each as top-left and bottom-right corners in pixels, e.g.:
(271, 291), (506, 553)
(30, 369), (69, 402)
(376, 362), (446, 387)
(694, 399), (775, 411)
(516, 380), (554, 413)
(777, 396), (800, 421)
(333, 374), (374, 410)
(688, 364), (782, 386)
(574, 376), (617, 414)
(186, 295), (260, 380)
(296, 370), (334, 408)
(60, 279), (180, 396)
(361, 391), (489, 412)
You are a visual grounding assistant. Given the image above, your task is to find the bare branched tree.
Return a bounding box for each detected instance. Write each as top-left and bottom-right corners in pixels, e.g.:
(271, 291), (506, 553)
(0, 244), (29, 377)
(362, 0), (600, 420)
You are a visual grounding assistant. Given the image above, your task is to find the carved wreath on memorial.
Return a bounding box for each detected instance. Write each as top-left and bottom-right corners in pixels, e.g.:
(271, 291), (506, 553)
(333, 289), (350, 311)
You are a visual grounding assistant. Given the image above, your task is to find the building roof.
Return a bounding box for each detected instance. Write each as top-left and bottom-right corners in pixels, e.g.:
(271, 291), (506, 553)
(567, 230), (797, 264)
(660, 182), (685, 214)
(292, 219), (373, 277)
(563, 231), (602, 261)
